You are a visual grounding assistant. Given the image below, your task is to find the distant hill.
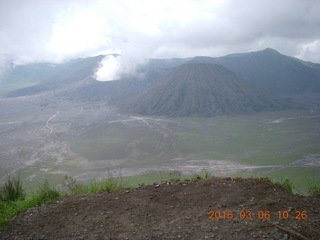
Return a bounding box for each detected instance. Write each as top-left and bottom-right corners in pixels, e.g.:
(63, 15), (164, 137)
(66, 67), (168, 103)
(190, 48), (320, 94)
(4, 55), (167, 101)
(4, 55), (104, 98)
(120, 63), (292, 117)
(3, 48), (319, 116)
(1, 62), (61, 86)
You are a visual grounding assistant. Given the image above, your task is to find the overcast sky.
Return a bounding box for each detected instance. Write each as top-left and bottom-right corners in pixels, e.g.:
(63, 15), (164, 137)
(1, 0), (319, 80)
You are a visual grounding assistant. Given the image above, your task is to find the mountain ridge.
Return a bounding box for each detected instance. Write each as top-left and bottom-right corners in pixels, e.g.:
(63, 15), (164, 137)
(120, 63), (294, 117)
(189, 48), (320, 94)
(1, 48), (318, 117)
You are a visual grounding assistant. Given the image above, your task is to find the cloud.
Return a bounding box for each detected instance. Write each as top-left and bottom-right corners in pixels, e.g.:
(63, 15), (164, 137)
(94, 55), (121, 81)
(0, 0), (320, 77)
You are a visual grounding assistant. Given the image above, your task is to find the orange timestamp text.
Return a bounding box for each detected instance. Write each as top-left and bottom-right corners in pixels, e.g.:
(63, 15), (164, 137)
(208, 210), (308, 220)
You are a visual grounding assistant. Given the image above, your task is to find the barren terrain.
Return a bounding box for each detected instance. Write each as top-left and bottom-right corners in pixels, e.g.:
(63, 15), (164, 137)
(1, 177), (319, 239)
(0, 91), (320, 192)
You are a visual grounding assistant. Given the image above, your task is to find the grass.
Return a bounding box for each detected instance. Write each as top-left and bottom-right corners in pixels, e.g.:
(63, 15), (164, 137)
(0, 174), (24, 202)
(30, 180), (61, 205)
(190, 169), (213, 181)
(306, 178), (320, 196)
(0, 170), (187, 228)
(0, 179), (61, 228)
(0, 173), (127, 228)
(232, 166), (320, 195)
(121, 171), (176, 187)
(275, 178), (294, 194)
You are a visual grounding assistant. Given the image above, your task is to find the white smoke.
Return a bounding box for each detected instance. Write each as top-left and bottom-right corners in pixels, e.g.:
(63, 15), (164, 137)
(94, 52), (147, 81)
(94, 55), (121, 81)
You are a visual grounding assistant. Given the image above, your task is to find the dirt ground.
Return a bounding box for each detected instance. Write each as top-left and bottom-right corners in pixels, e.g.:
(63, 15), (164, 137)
(0, 177), (319, 240)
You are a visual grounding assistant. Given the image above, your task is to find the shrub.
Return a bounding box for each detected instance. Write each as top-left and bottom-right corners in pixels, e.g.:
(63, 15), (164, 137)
(259, 176), (271, 181)
(306, 180), (320, 197)
(62, 175), (85, 195)
(0, 175), (24, 202)
(85, 176), (122, 194)
(201, 169), (213, 179)
(191, 174), (202, 181)
(30, 180), (61, 205)
(0, 201), (19, 228)
(0, 180), (61, 229)
(169, 177), (181, 183)
(86, 180), (100, 193)
(276, 178), (294, 194)
(101, 177), (119, 191)
(191, 169), (213, 181)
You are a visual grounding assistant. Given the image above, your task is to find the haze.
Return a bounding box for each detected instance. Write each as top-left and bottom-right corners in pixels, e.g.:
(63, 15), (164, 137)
(0, 0), (319, 80)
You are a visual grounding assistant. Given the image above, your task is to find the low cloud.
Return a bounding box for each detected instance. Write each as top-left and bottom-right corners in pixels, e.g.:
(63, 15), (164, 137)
(0, 0), (320, 77)
(94, 52), (148, 81)
(94, 55), (121, 81)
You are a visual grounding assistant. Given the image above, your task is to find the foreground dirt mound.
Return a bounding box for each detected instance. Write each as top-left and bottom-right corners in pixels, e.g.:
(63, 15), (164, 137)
(0, 177), (319, 240)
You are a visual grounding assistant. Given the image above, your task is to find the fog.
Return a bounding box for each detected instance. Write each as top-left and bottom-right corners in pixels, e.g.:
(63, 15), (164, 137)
(1, 0), (319, 80)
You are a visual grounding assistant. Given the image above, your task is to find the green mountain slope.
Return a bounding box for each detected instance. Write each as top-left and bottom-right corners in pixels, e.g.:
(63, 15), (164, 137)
(121, 63), (292, 117)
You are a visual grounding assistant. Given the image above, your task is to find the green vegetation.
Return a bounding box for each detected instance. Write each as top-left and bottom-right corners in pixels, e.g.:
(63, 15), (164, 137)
(0, 179), (61, 228)
(275, 178), (294, 194)
(191, 169), (213, 181)
(30, 180), (60, 205)
(0, 175), (24, 202)
(0, 173), (127, 228)
(233, 166), (320, 195)
(272, 177), (319, 196)
(306, 179), (320, 197)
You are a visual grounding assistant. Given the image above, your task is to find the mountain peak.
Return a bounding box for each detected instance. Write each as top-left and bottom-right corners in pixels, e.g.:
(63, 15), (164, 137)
(261, 48), (282, 56)
(121, 63), (290, 117)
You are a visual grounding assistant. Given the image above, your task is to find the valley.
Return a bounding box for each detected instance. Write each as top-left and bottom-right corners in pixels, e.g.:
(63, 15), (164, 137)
(0, 48), (320, 194)
(0, 91), (319, 193)
(1, 3), (320, 238)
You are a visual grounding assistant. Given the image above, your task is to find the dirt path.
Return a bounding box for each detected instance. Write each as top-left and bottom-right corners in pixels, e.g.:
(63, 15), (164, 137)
(46, 111), (60, 136)
(1, 178), (319, 240)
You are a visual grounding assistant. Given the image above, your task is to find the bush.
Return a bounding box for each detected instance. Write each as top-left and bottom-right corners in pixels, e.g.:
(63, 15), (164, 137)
(0, 201), (20, 228)
(169, 177), (181, 183)
(86, 177), (122, 193)
(201, 169), (213, 179)
(0, 175), (24, 202)
(276, 178), (294, 194)
(191, 174), (202, 181)
(306, 180), (320, 197)
(30, 180), (61, 205)
(191, 169), (213, 181)
(62, 175), (85, 195)
(101, 177), (119, 192)
(0, 180), (61, 229)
